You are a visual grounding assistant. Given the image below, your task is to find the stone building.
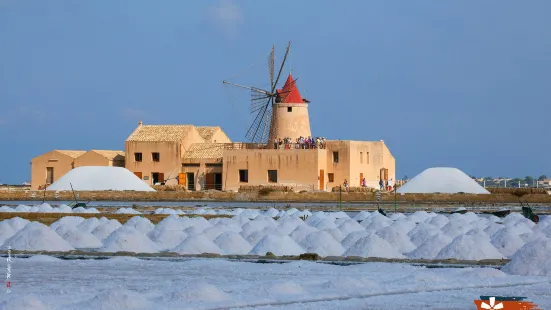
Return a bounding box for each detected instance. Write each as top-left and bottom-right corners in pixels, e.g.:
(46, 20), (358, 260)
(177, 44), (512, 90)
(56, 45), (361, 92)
(30, 150), (85, 190)
(30, 73), (395, 191)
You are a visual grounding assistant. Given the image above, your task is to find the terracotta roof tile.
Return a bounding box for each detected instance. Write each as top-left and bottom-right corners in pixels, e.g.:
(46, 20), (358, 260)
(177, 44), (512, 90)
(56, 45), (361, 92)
(126, 125), (194, 142)
(195, 126), (220, 142)
(183, 143), (225, 159)
(54, 150), (86, 158)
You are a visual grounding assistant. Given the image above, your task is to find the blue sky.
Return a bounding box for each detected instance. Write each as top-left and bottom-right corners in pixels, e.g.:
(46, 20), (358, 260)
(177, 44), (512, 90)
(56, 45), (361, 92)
(1, 0), (550, 183)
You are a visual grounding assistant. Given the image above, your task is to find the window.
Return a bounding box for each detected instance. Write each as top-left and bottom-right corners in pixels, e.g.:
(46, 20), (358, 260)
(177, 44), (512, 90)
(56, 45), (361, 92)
(182, 163), (200, 167)
(134, 152), (142, 162)
(360, 152), (363, 164)
(268, 170), (278, 183)
(328, 173), (334, 182)
(46, 167), (54, 184)
(366, 152), (370, 164)
(287, 107), (292, 112)
(333, 151), (339, 163)
(152, 152), (160, 162)
(239, 169), (248, 183)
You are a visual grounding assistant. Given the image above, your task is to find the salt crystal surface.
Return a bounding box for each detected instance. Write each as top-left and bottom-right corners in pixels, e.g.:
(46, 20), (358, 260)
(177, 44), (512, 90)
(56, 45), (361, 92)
(502, 237), (551, 276)
(100, 226), (159, 253)
(408, 223), (441, 247)
(249, 233), (304, 256)
(407, 234), (453, 259)
(436, 234), (504, 260)
(338, 219), (365, 235)
(172, 233), (223, 255)
(2, 222), (74, 251)
(491, 227), (526, 257)
(0, 221), (18, 245)
(73, 289), (151, 310)
(91, 219), (122, 240)
(0, 296), (49, 310)
(376, 225), (417, 254)
(353, 211), (371, 221)
(299, 231), (345, 256)
(148, 226), (188, 251)
(123, 216), (155, 234)
(59, 227), (103, 248)
(341, 230), (370, 250)
(214, 231), (252, 255)
(343, 234), (405, 259)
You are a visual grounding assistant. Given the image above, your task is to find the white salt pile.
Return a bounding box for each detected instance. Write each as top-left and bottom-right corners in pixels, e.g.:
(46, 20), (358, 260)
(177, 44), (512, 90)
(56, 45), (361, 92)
(172, 233), (223, 255)
(59, 228), (103, 248)
(115, 207), (142, 214)
(249, 234), (304, 256)
(407, 234), (453, 259)
(124, 216), (155, 234)
(299, 231), (345, 256)
(91, 219), (122, 240)
(2, 222), (74, 251)
(435, 234), (503, 260)
(100, 226), (160, 253)
(343, 234), (405, 259)
(148, 226), (188, 251)
(0, 221), (18, 245)
(214, 231), (252, 255)
(397, 167), (490, 194)
(46, 166), (156, 192)
(502, 237), (551, 276)
(490, 227), (526, 257)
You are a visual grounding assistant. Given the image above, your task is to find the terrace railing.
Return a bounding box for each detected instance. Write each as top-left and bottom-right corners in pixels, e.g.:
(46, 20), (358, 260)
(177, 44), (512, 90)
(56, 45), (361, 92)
(223, 143), (325, 150)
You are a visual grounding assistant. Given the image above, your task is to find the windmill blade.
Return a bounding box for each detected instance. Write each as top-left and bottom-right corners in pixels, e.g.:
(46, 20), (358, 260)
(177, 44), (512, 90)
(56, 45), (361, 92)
(260, 99), (274, 143)
(268, 45), (275, 90)
(246, 97), (271, 142)
(271, 41), (291, 94)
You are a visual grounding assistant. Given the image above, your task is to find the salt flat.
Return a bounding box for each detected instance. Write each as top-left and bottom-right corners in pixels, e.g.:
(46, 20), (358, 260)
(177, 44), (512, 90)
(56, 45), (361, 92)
(1, 256), (550, 310)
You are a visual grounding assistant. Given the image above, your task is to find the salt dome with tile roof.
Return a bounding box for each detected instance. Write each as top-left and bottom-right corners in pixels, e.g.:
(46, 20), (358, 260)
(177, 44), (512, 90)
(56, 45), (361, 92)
(396, 167), (490, 194)
(47, 166), (155, 192)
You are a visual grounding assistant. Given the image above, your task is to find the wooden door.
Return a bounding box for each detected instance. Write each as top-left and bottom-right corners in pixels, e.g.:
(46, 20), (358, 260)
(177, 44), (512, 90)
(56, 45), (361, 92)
(134, 172), (142, 180)
(360, 173), (363, 186)
(205, 173), (215, 190)
(379, 168), (388, 182)
(158, 173), (165, 183)
(178, 173), (186, 185)
(319, 169), (324, 191)
(46, 167), (54, 184)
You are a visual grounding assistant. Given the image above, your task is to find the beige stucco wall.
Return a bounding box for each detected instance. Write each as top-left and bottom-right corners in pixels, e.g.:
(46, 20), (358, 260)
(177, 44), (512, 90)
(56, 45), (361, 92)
(182, 160), (223, 191)
(348, 140), (396, 188)
(30, 151), (76, 190)
(324, 140), (351, 190)
(269, 103), (312, 143)
(125, 127), (205, 185)
(209, 129), (232, 143)
(74, 152), (110, 167)
(125, 141), (182, 185)
(223, 149), (323, 192)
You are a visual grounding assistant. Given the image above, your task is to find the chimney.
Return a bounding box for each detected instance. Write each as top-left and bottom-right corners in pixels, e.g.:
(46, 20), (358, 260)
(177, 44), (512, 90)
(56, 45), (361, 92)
(138, 121), (143, 126)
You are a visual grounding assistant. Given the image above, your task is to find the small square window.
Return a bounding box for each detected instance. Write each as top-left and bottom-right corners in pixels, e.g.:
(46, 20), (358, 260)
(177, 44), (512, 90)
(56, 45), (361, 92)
(333, 151), (339, 163)
(134, 152), (142, 162)
(268, 170), (278, 183)
(239, 169), (248, 183)
(328, 173), (334, 182)
(287, 107), (292, 112)
(152, 152), (160, 162)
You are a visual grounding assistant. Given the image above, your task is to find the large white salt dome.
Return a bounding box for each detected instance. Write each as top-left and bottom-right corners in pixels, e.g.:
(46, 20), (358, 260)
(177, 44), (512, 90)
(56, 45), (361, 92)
(46, 166), (155, 192)
(397, 167), (490, 194)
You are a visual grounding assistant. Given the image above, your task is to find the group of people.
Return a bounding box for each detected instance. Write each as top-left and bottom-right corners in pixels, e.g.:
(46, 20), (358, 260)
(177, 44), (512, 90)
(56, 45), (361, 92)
(272, 136), (327, 149)
(342, 178), (395, 191)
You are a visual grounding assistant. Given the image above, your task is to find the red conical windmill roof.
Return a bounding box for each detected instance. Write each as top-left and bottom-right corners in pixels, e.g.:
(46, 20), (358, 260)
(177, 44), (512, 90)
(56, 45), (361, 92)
(276, 73), (304, 103)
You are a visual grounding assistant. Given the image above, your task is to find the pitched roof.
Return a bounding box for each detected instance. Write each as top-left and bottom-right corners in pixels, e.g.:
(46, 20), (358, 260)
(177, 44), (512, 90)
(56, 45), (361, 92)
(183, 143), (225, 159)
(276, 73), (304, 103)
(195, 126), (219, 142)
(54, 150), (86, 159)
(126, 125), (195, 142)
(90, 150), (125, 160)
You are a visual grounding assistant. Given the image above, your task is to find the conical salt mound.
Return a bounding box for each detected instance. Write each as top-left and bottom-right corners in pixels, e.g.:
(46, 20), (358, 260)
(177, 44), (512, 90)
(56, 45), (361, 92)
(46, 166), (155, 191)
(397, 167), (490, 194)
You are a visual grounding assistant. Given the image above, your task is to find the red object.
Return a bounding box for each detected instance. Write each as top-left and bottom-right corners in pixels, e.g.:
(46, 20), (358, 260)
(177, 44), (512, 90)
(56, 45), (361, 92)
(474, 300), (540, 310)
(276, 73), (304, 103)
(6, 282), (11, 288)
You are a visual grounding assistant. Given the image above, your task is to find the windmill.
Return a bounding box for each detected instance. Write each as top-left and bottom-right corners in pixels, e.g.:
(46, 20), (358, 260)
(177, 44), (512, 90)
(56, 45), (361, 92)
(223, 42), (308, 144)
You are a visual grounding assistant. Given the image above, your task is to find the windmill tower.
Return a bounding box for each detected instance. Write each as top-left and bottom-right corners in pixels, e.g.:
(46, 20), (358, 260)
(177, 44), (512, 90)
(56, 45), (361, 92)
(223, 42), (312, 146)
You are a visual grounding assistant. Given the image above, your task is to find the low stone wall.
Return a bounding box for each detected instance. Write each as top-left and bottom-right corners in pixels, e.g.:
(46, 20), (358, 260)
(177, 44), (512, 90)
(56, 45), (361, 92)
(1, 189), (551, 203)
(0, 249), (510, 267)
(487, 187), (549, 195)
